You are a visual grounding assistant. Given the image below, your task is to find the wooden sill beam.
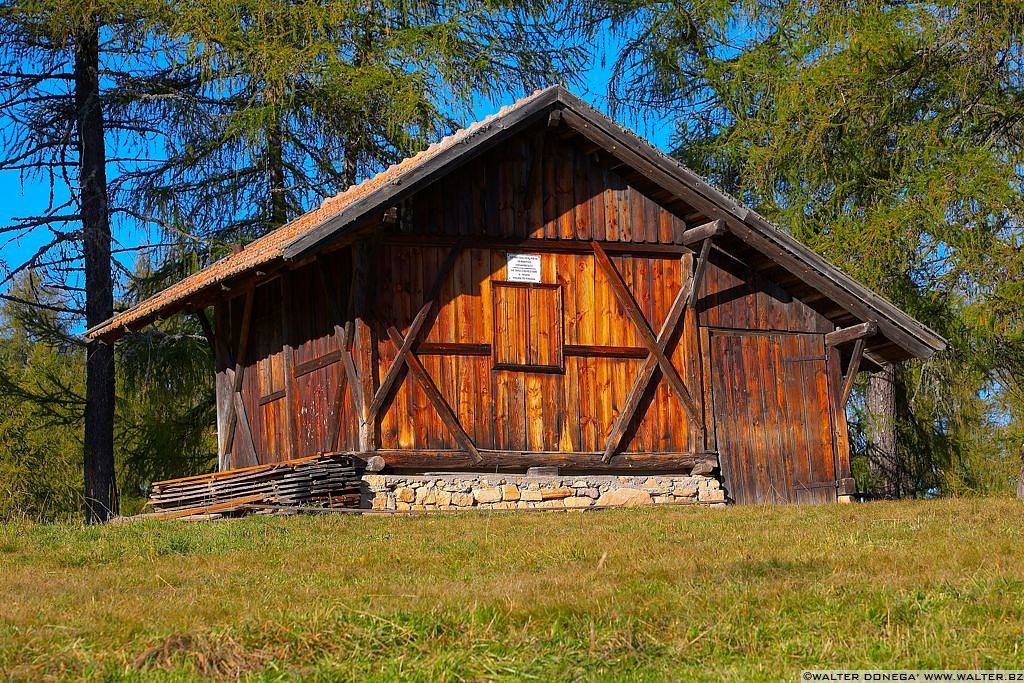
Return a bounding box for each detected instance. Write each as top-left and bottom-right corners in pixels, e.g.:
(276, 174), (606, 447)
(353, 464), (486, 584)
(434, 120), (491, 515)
(369, 449), (718, 474)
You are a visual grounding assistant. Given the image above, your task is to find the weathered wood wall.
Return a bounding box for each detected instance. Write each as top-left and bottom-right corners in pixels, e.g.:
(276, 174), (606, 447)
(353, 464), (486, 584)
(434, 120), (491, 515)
(212, 126), (853, 503)
(370, 245), (702, 455)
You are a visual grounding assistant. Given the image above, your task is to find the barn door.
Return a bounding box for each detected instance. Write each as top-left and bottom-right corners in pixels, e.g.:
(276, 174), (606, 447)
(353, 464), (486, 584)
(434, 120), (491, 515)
(710, 331), (838, 504)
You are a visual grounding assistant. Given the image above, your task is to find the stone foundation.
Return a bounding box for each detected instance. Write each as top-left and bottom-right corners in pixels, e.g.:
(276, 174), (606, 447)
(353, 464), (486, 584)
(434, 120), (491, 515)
(361, 472), (726, 511)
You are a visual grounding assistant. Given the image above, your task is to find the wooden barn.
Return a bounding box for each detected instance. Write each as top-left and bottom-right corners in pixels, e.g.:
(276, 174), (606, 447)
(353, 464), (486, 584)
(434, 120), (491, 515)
(89, 86), (945, 506)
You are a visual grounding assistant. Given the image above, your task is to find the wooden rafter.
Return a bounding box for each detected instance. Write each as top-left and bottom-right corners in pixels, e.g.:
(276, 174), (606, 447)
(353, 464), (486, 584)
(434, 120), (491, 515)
(826, 321), (878, 347)
(591, 241), (703, 432)
(386, 326), (482, 463)
(679, 219), (725, 247)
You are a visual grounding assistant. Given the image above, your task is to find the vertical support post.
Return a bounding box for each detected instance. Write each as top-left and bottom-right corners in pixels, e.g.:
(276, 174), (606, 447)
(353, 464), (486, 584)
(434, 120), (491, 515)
(213, 303), (232, 470)
(351, 242), (378, 451)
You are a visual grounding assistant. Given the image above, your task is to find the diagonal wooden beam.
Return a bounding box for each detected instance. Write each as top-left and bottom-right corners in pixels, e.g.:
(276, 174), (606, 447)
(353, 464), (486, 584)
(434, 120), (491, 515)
(840, 337), (866, 406)
(601, 259), (697, 461)
(387, 326), (481, 463)
(316, 256), (362, 417)
(327, 359), (350, 452)
(687, 237), (713, 306)
(223, 287), (257, 461)
(368, 240), (465, 420)
(591, 241), (702, 429)
(369, 301), (432, 417)
(231, 392), (259, 466)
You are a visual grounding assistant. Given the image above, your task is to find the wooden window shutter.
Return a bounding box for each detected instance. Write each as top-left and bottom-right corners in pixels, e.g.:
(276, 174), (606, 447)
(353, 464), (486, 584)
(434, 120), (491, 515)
(492, 282), (564, 372)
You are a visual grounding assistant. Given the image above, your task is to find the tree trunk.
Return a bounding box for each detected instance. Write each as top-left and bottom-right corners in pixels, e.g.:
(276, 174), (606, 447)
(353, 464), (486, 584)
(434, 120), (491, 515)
(341, 26), (371, 191)
(341, 123), (361, 190)
(1017, 454), (1024, 499)
(75, 24), (118, 523)
(866, 362), (901, 499)
(267, 117), (287, 228)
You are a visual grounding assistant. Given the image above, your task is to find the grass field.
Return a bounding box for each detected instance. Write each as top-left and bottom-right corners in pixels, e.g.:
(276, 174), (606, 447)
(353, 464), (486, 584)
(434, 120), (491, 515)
(2, 498), (1023, 681)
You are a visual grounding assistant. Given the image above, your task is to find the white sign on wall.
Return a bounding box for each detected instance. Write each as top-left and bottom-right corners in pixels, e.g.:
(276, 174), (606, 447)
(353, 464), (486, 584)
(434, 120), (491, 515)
(506, 253), (543, 283)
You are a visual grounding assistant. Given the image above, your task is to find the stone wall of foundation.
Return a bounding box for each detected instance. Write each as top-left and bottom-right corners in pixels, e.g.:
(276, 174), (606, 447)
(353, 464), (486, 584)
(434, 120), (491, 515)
(361, 473), (726, 510)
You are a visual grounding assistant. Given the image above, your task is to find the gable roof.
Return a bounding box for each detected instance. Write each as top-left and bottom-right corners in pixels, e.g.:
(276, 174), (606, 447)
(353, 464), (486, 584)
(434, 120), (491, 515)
(87, 85), (945, 361)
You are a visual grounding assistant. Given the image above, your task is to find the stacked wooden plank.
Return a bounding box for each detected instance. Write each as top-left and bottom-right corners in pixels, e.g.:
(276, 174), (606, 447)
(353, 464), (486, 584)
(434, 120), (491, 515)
(147, 453), (363, 520)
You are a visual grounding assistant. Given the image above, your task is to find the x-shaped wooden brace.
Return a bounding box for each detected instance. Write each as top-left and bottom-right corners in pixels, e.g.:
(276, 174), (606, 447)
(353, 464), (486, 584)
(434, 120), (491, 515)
(222, 286), (259, 465)
(592, 240), (710, 462)
(385, 326), (482, 462)
(369, 240), (480, 462)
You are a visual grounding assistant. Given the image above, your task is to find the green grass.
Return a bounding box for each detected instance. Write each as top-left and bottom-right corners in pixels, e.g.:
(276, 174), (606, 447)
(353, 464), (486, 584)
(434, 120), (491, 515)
(2, 498), (1023, 681)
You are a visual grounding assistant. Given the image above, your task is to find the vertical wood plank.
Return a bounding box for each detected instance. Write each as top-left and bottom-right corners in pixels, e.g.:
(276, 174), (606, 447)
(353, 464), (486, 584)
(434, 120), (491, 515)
(618, 185), (632, 242)
(576, 252), (598, 449)
(557, 143), (575, 240)
(594, 254), (613, 443)
(352, 242), (378, 451)
(603, 169), (619, 241)
(652, 257), (671, 452)
(770, 333), (797, 499)
(699, 324), (715, 454)
(784, 334), (812, 493)
(827, 346), (854, 480)
(810, 335), (837, 489)
(279, 274), (299, 460)
(213, 303), (232, 470)
(588, 154), (606, 242)
(754, 334), (785, 501)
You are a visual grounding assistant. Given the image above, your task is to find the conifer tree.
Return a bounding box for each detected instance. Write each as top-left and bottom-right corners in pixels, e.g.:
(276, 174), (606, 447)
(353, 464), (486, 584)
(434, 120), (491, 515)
(0, 0), (184, 521)
(600, 1), (1024, 496)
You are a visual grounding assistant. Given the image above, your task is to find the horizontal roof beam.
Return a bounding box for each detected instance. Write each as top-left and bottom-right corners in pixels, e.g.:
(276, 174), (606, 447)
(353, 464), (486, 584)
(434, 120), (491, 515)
(826, 321), (879, 347)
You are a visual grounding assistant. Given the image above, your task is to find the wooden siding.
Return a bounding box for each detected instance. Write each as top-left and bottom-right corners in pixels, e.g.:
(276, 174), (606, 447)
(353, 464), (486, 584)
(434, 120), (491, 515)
(370, 245), (702, 455)
(406, 133), (687, 245)
(697, 247), (833, 334)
